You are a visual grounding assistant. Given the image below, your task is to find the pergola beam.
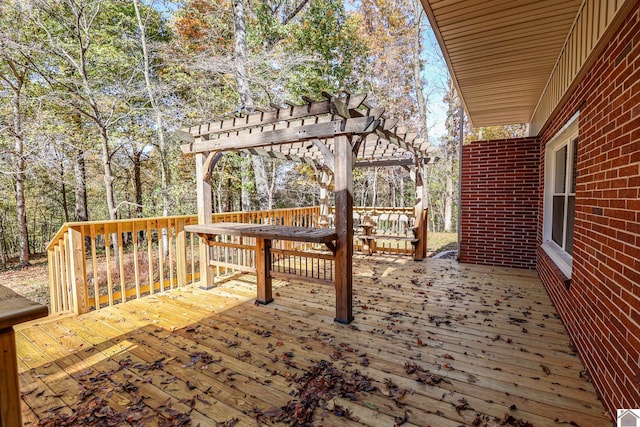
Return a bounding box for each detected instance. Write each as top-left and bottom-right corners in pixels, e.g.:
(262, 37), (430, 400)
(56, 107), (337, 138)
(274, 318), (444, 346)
(355, 157), (437, 168)
(180, 117), (379, 155)
(312, 139), (335, 173)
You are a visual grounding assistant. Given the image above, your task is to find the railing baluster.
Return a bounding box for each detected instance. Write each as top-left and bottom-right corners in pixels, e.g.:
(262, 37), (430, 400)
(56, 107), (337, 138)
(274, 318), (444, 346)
(168, 219), (175, 289)
(90, 224), (99, 310)
(147, 220), (154, 295)
(133, 221), (141, 299)
(61, 235), (68, 310)
(189, 227), (195, 283)
(117, 223), (125, 304)
(105, 228), (114, 307)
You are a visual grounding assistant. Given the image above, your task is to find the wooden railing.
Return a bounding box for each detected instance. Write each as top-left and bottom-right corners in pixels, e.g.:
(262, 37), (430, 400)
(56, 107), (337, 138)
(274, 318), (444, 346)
(47, 207), (321, 314)
(202, 209), (334, 284)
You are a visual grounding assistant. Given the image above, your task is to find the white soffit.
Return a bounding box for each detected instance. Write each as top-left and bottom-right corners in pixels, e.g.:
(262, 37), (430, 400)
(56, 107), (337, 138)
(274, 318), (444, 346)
(420, 0), (582, 127)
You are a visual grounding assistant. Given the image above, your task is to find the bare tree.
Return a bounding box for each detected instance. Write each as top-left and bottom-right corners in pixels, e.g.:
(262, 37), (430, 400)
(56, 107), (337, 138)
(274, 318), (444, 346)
(133, 0), (171, 219)
(443, 79), (459, 232)
(0, 61), (30, 266)
(33, 0), (127, 221)
(0, 1), (31, 266)
(233, 0), (272, 211)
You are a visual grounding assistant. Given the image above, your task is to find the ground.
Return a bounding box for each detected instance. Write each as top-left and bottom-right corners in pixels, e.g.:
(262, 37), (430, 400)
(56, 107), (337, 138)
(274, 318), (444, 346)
(1, 253), (50, 306)
(1, 233), (458, 309)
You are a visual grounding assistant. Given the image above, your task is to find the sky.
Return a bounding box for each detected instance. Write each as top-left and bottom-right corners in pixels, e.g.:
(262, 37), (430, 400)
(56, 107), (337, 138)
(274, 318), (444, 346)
(421, 24), (451, 144)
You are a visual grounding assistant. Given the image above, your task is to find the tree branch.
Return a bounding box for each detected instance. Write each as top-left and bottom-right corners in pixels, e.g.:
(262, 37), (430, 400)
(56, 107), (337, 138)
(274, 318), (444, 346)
(282, 0), (309, 25)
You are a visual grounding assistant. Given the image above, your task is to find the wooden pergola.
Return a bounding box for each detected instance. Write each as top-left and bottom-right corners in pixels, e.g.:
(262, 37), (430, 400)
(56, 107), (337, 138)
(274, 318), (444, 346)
(177, 92), (433, 324)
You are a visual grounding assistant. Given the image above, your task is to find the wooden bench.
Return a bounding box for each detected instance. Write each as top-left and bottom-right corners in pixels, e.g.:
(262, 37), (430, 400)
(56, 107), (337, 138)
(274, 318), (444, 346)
(185, 223), (341, 314)
(356, 223), (377, 255)
(1, 286), (48, 427)
(373, 235), (418, 254)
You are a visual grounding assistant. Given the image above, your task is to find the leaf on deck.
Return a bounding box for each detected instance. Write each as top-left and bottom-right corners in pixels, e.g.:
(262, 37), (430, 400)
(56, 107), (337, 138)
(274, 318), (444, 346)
(258, 360), (377, 425)
(393, 409), (410, 426)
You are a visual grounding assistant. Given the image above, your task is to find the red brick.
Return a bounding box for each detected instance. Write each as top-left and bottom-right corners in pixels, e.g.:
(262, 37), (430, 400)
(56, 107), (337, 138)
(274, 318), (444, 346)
(460, 137), (539, 269)
(459, 5), (640, 417)
(533, 2), (640, 417)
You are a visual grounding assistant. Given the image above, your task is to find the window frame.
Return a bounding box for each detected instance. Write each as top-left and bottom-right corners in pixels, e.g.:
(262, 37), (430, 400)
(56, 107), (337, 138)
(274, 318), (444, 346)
(542, 112), (579, 278)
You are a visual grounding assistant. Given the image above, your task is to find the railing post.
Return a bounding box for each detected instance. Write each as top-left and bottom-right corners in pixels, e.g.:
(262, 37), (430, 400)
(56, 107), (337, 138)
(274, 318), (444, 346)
(68, 226), (89, 314)
(47, 249), (58, 313)
(196, 153), (215, 289)
(0, 327), (22, 427)
(176, 218), (188, 287)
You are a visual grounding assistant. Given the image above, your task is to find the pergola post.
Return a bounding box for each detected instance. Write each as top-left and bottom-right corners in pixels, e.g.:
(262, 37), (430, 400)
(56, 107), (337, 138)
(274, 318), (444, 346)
(334, 135), (353, 324)
(413, 163), (427, 261)
(195, 153), (215, 289)
(318, 170), (332, 227)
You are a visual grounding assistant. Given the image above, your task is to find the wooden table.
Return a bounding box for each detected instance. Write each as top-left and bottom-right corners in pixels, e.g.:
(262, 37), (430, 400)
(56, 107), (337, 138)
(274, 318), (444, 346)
(1, 286), (48, 427)
(186, 223), (338, 307)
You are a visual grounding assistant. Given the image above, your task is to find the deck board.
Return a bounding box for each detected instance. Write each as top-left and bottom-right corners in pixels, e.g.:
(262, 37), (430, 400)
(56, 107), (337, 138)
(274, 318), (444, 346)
(17, 257), (611, 426)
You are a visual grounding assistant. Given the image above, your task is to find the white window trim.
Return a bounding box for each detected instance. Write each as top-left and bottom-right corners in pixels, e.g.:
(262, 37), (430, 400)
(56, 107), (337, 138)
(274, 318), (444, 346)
(542, 112), (579, 278)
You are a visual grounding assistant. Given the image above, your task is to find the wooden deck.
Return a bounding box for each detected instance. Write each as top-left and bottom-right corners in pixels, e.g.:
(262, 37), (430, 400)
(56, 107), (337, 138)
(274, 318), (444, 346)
(16, 256), (611, 426)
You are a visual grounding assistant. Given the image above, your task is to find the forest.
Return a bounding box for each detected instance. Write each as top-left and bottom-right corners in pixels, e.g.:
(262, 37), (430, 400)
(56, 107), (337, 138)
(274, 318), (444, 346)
(0, 0), (526, 269)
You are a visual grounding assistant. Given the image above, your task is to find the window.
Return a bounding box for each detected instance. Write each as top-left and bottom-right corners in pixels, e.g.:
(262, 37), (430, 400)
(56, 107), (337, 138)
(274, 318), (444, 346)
(543, 113), (578, 277)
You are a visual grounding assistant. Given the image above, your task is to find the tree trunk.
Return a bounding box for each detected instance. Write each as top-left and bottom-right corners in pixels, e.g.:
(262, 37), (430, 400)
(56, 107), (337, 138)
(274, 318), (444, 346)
(233, 0), (253, 112)
(11, 80), (29, 267)
(133, 0), (170, 218)
(268, 160), (277, 210)
(97, 126), (118, 220)
(443, 132), (455, 233)
(399, 172), (405, 207)
(233, 0), (271, 210)
(226, 178), (233, 212)
(0, 216), (7, 268)
(443, 79), (458, 233)
(60, 158), (69, 222)
(133, 0), (170, 253)
(241, 154), (252, 211)
(371, 168), (379, 207)
(252, 156), (270, 210)
(444, 176), (453, 232)
(74, 147), (89, 221)
(412, 2), (428, 142)
(133, 149), (143, 218)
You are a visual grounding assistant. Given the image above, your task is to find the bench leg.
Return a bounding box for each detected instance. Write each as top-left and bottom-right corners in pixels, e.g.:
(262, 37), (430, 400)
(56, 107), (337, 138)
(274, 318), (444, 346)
(358, 237), (376, 255)
(255, 238), (273, 304)
(1, 327), (22, 427)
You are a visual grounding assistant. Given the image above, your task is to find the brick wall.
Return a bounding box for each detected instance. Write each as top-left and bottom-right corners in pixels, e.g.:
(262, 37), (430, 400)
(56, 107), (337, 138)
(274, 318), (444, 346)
(460, 137), (540, 269)
(538, 2), (640, 415)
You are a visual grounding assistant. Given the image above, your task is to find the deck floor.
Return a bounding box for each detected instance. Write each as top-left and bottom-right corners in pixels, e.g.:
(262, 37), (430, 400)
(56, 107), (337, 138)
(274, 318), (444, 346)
(16, 257), (611, 426)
